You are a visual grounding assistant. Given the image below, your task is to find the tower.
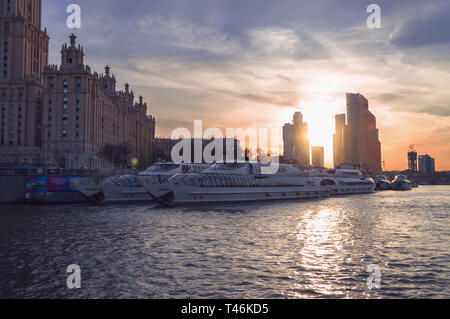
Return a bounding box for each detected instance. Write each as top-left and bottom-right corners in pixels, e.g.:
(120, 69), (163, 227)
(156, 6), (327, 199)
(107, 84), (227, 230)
(333, 93), (382, 174)
(0, 0), (50, 165)
(283, 111), (310, 165)
(60, 34), (84, 70)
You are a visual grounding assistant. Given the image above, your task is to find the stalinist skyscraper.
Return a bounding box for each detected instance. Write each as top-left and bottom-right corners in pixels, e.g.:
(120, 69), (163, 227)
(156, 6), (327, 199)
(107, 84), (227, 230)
(0, 0), (49, 164)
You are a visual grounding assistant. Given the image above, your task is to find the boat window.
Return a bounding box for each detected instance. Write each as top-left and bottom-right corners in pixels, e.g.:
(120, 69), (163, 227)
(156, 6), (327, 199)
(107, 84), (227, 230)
(211, 175), (219, 187)
(237, 175), (244, 187)
(229, 175), (236, 187)
(145, 164), (179, 172)
(208, 163), (246, 171)
(104, 175), (142, 187)
(218, 175), (227, 187)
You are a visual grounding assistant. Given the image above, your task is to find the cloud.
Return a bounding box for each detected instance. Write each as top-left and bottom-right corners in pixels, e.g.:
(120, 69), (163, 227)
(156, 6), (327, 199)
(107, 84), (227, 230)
(391, 3), (450, 48)
(419, 106), (450, 117)
(42, 0), (450, 169)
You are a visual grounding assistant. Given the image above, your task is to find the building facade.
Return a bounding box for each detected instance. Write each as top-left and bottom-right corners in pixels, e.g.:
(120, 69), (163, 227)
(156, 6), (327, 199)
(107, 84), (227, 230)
(419, 154), (435, 174)
(283, 112), (310, 165)
(0, 0), (49, 165)
(41, 35), (155, 169)
(408, 150), (418, 172)
(333, 93), (382, 174)
(311, 146), (324, 167)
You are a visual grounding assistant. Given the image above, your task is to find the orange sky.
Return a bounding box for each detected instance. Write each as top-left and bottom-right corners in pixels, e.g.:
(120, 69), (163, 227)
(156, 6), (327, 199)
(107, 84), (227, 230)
(44, 1), (450, 171)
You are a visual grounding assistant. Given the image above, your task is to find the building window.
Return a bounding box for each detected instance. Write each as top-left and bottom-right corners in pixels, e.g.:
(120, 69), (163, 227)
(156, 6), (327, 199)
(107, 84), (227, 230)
(76, 78), (81, 92)
(49, 78), (54, 92)
(63, 79), (68, 93)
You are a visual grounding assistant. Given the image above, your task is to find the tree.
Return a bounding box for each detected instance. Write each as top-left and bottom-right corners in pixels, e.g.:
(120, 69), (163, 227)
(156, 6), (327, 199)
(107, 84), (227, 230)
(98, 144), (131, 168)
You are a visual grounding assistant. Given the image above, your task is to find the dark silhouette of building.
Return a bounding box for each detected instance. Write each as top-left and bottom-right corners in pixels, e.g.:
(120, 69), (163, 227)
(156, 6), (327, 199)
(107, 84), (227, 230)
(311, 146), (324, 167)
(283, 112), (310, 165)
(408, 151), (418, 172)
(419, 154), (435, 174)
(333, 93), (382, 174)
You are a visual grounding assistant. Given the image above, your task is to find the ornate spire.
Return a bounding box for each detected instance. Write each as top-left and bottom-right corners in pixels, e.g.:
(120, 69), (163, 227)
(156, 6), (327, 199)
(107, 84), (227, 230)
(69, 34), (77, 47)
(105, 65), (110, 77)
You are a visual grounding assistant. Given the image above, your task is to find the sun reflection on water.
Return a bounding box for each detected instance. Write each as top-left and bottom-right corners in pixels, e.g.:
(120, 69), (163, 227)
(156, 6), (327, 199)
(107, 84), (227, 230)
(289, 208), (351, 298)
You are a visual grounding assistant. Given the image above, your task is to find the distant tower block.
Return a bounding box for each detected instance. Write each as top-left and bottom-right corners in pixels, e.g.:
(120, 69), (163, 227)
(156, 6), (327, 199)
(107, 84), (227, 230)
(408, 151), (418, 172)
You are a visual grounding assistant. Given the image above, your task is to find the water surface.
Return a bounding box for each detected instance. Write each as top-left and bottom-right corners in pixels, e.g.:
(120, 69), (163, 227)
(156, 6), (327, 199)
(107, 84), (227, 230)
(0, 186), (449, 298)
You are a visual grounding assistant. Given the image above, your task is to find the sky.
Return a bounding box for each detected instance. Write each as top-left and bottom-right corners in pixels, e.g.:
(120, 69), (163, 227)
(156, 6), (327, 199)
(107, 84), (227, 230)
(43, 0), (450, 170)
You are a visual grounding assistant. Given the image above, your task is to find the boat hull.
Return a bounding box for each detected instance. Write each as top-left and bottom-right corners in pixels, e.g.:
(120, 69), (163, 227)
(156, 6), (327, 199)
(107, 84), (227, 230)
(375, 181), (391, 191)
(145, 185), (331, 205)
(392, 181), (412, 191)
(75, 183), (156, 203)
(332, 184), (376, 195)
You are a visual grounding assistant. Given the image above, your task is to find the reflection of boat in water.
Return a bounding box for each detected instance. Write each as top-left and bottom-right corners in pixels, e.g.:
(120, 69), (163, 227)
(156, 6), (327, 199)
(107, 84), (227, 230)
(391, 175), (412, 191)
(74, 163), (209, 203)
(146, 162), (331, 205)
(375, 175), (391, 191)
(316, 169), (376, 195)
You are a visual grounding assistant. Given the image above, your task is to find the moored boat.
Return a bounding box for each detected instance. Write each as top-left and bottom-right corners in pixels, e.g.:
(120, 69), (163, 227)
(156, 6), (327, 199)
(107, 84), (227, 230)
(391, 175), (412, 191)
(375, 175), (391, 191)
(74, 163), (210, 203)
(317, 169), (376, 195)
(146, 162), (331, 205)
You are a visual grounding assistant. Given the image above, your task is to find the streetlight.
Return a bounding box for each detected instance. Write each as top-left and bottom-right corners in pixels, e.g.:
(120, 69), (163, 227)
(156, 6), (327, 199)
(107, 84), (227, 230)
(38, 124), (50, 173)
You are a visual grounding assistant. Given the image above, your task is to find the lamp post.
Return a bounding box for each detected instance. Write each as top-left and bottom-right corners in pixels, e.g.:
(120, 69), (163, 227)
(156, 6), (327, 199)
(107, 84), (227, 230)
(38, 124), (50, 173)
(65, 149), (70, 169)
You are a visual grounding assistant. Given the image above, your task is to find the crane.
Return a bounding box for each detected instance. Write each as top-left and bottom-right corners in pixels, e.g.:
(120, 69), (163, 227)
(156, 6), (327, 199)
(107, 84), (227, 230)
(408, 144), (423, 172)
(409, 144), (423, 152)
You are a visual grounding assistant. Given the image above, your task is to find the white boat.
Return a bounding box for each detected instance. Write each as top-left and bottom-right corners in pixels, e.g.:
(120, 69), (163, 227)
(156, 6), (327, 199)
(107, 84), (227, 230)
(314, 168), (376, 195)
(375, 175), (391, 191)
(74, 163), (210, 203)
(391, 175), (412, 191)
(145, 162), (331, 205)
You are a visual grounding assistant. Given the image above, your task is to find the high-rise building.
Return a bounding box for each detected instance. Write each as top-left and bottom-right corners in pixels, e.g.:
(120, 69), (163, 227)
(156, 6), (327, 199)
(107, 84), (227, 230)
(408, 151), (418, 172)
(283, 112), (310, 165)
(0, 0), (49, 165)
(333, 93), (382, 174)
(42, 35), (156, 169)
(418, 154), (435, 174)
(311, 146), (324, 167)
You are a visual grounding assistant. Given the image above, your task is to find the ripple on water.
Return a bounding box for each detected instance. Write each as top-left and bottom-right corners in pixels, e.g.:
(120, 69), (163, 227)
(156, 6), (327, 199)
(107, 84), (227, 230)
(0, 186), (449, 298)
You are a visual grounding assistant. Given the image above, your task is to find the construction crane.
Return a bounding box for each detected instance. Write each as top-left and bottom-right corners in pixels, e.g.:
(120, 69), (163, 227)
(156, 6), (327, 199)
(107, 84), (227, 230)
(409, 144), (423, 152)
(408, 144), (423, 172)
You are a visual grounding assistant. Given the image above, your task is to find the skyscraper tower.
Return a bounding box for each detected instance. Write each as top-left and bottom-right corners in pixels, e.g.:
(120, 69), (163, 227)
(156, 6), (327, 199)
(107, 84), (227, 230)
(283, 111), (310, 165)
(0, 0), (49, 164)
(333, 93), (382, 174)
